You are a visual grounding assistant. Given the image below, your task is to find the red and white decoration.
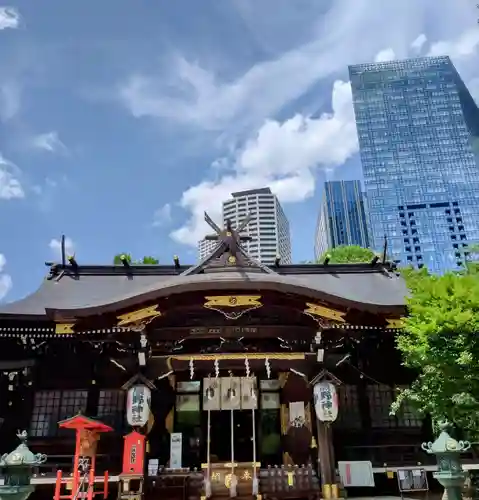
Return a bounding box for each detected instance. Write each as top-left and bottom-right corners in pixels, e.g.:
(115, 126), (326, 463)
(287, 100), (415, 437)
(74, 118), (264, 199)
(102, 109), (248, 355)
(313, 381), (339, 422)
(126, 384), (151, 427)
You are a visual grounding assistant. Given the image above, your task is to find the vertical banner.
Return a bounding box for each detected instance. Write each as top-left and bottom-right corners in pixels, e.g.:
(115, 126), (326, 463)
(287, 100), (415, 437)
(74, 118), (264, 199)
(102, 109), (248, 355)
(203, 378), (221, 411)
(289, 401), (306, 427)
(221, 377), (241, 410)
(170, 432), (183, 469)
(240, 377), (258, 410)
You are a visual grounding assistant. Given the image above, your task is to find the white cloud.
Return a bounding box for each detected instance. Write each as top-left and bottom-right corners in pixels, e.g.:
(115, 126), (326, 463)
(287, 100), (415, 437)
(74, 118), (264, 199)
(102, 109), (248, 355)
(411, 34), (427, 52)
(120, 0), (450, 136)
(374, 48), (396, 63)
(0, 253), (12, 301)
(428, 28), (479, 59)
(152, 203), (172, 227)
(119, 0), (479, 247)
(0, 7), (20, 30)
(171, 80), (357, 245)
(49, 237), (75, 258)
(32, 131), (68, 154)
(0, 81), (21, 122)
(0, 153), (24, 200)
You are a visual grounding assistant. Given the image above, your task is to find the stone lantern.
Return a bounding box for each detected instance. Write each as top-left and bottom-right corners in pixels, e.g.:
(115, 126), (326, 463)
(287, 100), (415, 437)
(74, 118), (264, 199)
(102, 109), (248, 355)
(422, 421), (471, 500)
(0, 431), (47, 500)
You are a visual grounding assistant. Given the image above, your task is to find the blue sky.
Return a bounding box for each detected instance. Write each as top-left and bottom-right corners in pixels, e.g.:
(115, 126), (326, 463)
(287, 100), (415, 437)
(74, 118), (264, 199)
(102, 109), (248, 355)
(1, 0), (479, 302)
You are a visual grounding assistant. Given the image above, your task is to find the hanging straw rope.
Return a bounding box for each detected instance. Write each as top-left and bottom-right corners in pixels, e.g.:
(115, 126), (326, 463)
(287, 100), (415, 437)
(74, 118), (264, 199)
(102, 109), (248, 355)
(205, 375), (213, 498)
(251, 377), (259, 496)
(229, 372), (238, 497)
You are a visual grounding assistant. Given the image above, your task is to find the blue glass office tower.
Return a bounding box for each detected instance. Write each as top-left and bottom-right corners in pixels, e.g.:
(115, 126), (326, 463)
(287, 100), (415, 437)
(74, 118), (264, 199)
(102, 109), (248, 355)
(349, 56), (479, 273)
(314, 180), (370, 260)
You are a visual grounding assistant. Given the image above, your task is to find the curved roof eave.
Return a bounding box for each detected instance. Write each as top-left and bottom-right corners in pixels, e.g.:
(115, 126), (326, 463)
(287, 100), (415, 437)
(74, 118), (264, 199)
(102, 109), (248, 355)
(44, 272), (407, 320)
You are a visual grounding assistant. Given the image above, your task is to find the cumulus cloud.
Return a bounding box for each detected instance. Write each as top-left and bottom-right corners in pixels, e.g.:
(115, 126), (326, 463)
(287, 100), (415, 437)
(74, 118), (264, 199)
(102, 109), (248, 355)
(0, 253), (12, 301)
(0, 7), (20, 30)
(171, 80), (357, 245)
(152, 203), (172, 227)
(117, 0), (479, 246)
(49, 237), (75, 258)
(0, 153), (24, 199)
(120, 0), (456, 136)
(32, 131), (67, 154)
(411, 34), (427, 52)
(428, 28), (479, 59)
(374, 48), (396, 63)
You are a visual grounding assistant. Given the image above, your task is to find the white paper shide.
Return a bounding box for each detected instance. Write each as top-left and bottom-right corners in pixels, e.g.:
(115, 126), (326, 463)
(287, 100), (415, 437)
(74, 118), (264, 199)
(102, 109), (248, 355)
(313, 381), (338, 422)
(126, 385), (152, 427)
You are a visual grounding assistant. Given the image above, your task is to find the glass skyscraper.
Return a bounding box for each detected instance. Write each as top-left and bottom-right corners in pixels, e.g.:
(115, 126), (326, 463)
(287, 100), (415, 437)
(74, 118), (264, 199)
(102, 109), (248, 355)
(315, 180), (370, 260)
(349, 56), (479, 273)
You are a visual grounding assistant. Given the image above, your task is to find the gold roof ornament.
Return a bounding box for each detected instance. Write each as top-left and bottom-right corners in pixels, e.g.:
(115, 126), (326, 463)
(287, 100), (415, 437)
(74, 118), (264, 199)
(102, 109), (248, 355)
(303, 303), (346, 323)
(203, 295), (262, 320)
(116, 305), (161, 329)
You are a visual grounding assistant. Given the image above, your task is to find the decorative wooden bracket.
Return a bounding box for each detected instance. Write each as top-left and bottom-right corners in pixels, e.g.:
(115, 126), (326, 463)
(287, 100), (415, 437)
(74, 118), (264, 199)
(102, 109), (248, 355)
(55, 323), (75, 335)
(116, 305), (161, 330)
(203, 295), (262, 320)
(303, 303), (346, 323)
(385, 317), (404, 329)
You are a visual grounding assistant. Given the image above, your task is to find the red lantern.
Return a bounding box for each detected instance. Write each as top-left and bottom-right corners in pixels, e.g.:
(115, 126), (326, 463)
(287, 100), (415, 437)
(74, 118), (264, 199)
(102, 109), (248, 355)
(122, 431), (146, 475)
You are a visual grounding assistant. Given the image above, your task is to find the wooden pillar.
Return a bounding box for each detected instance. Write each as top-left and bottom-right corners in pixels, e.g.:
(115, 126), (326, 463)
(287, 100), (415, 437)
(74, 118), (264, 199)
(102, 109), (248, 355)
(317, 421), (336, 498)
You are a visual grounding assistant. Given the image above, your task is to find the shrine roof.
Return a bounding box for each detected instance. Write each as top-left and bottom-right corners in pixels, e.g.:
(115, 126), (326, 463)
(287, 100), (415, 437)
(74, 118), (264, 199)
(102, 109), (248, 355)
(0, 261), (408, 319)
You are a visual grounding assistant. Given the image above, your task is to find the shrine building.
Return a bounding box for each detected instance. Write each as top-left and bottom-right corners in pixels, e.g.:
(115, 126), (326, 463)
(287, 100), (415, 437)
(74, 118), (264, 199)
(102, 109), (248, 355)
(0, 214), (462, 499)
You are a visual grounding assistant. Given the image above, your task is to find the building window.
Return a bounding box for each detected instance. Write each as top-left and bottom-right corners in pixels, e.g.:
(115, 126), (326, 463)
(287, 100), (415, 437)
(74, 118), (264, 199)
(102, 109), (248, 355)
(30, 390), (88, 437)
(366, 385), (396, 428)
(395, 386), (422, 427)
(97, 390), (126, 432)
(335, 385), (361, 429)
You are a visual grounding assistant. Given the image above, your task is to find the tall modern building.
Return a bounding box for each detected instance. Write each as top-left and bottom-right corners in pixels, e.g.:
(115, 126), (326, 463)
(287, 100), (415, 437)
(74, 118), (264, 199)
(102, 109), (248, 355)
(198, 238), (218, 261)
(222, 188), (292, 265)
(349, 56), (479, 273)
(315, 180), (370, 260)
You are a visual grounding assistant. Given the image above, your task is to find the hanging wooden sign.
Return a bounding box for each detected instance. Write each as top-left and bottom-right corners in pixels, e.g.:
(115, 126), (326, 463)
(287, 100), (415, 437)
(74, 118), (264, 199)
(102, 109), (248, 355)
(126, 385), (151, 427)
(313, 381), (338, 422)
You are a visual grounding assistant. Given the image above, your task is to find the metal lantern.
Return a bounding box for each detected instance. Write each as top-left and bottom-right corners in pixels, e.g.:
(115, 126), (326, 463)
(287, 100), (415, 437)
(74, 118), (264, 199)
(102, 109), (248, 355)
(126, 384), (151, 427)
(0, 431), (46, 500)
(313, 381), (339, 422)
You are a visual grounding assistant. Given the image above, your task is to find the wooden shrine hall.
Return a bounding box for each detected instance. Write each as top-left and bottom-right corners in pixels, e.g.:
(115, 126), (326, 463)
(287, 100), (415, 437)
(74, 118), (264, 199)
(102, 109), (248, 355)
(0, 213), (430, 500)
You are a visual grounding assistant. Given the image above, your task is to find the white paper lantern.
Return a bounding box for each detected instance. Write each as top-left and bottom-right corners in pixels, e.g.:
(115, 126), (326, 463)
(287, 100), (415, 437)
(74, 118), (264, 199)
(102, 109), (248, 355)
(126, 385), (151, 427)
(313, 381), (338, 422)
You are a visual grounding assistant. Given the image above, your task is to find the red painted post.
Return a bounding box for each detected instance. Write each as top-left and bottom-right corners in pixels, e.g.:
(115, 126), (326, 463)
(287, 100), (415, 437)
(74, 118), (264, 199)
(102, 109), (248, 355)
(103, 471), (109, 498)
(54, 470), (62, 500)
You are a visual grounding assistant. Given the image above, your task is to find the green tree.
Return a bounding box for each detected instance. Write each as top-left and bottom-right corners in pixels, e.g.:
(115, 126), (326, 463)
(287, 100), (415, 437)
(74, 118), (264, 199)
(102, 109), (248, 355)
(318, 245), (377, 264)
(113, 253), (159, 265)
(393, 261), (479, 436)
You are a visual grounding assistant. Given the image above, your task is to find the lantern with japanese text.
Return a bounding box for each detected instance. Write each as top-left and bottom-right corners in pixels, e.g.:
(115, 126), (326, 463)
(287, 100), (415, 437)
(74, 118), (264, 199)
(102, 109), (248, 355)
(313, 381), (338, 422)
(126, 384), (151, 428)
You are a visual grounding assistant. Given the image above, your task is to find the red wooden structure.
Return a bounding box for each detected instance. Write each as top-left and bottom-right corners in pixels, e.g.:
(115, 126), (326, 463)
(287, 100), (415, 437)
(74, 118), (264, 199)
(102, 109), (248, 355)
(54, 414), (113, 500)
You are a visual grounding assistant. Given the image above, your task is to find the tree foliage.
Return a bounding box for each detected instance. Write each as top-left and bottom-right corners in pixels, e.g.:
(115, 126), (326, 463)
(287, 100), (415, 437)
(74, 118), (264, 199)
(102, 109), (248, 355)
(113, 253), (159, 265)
(318, 245), (377, 264)
(393, 255), (479, 437)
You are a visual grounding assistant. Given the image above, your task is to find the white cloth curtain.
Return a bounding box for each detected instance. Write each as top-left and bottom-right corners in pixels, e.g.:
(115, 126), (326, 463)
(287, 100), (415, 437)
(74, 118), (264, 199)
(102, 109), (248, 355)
(221, 377), (241, 410)
(240, 377), (258, 410)
(203, 378), (221, 411)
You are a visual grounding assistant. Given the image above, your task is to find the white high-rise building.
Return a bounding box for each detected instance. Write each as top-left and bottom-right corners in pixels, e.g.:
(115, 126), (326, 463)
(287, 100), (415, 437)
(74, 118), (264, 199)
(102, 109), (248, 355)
(222, 187), (292, 265)
(198, 238), (218, 261)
